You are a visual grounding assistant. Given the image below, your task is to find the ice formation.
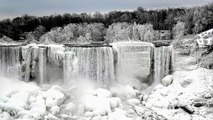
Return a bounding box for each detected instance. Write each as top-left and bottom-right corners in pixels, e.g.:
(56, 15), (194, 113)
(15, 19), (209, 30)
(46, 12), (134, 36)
(1, 41), (212, 120)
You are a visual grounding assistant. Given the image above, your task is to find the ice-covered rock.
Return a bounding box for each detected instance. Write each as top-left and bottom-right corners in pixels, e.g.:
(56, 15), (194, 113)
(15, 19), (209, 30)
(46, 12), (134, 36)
(109, 108), (130, 120)
(0, 112), (11, 120)
(84, 111), (94, 118)
(65, 102), (76, 114)
(45, 113), (60, 120)
(44, 86), (66, 107)
(161, 75), (173, 87)
(77, 104), (85, 115)
(81, 94), (111, 116)
(127, 99), (140, 106)
(96, 88), (112, 98)
(109, 97), (122, 110)
(145, 68), (213, 120)
(7, 91), (30, 109)
(50, 106), (60, 115)
(110, 85), (139, 99)
(29, 95), (46, 116)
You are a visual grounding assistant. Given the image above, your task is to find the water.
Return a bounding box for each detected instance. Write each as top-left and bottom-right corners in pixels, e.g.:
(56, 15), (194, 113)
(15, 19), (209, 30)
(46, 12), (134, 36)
(154, 46), (173, 83)
(0, 43), (173, 89)
(38, 48), (47, 84)
(65, 47), (115, 88)
(0, 46), (21, 78)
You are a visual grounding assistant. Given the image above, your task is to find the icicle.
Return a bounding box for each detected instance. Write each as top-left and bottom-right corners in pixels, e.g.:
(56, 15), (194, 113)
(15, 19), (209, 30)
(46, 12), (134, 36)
(47, 45), (65, 66)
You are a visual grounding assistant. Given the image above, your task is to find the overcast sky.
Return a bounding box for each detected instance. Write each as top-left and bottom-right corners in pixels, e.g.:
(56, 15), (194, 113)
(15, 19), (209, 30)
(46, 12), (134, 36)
(0, 0), (212, 20)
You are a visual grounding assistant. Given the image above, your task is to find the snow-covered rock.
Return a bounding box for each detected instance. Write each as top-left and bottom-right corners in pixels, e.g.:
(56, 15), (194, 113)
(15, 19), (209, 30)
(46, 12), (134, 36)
(127, 99), (140, 106)
(95, 88), (112, 98)
(44, 86), (66, 107)
(65, 102), (76, 114)
(50, 106), (60, 115)
(81, 94), (111, 116)
(110, 85), (139, 99)
(109, 108), (130, 120)
(0, 112), (11, 120)
(145, 68), (213, 120)
(161, 75), (173, 87)
(109, 97), (122, 109)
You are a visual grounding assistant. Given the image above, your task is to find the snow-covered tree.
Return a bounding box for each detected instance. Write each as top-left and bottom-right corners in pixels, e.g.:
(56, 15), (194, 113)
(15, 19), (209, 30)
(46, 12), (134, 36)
(173, 21), (185, 39)
(137, 23), (155, 41)
(106, 22), (132, 42)
(132, 22), (140, 40)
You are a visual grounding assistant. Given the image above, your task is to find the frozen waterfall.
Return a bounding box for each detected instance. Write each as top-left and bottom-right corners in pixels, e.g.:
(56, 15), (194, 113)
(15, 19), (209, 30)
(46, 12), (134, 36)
(65, 47), (115, 88)
(154, 46), (173, 83)
(0, 46), (21, 78)
(0, 43), (173, 89)
(112, 42), (154, 89)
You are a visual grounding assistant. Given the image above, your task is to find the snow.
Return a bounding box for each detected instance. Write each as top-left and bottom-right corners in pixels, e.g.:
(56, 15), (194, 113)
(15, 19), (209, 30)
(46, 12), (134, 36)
(145, 68), (213, 120)
(0, 68), (213, 120)
(108, 108), (130, 120)
(44, 86), (66, 107)
(161, 75), (173, 87)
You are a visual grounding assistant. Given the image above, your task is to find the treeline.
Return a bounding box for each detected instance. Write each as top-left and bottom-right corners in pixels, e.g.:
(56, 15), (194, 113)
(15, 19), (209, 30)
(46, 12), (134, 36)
(0, 3), (212, 41)
(38, 23), (156, 44)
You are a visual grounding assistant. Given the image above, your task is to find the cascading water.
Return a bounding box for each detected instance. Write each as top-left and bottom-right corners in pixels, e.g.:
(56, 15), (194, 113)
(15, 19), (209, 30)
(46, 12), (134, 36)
(154, 46), (173, 83)
(38, 47), (47, 84)
(112, 42), (154, 89)
(65, 47), (115, 88)
(0, 43), (173, 89)
(0, 46), (21, 78)
(63, 51), (77, 84)
(46, 45), (65, 83)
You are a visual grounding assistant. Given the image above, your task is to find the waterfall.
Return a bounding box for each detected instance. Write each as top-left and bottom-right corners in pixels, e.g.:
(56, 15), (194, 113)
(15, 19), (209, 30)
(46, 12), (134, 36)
(0, 46), (21, 78)
(112, 42), (154, 89)
(65, 47), (115, 88)
(38, 48), (47, 84)
(46, 45), (65, 83)
(47, 45), (65, 66)
(23, 47), (32, 82)
(63, 51), (77, 84)
(154, 46), (173, 83)
(0, 43), (174, 89)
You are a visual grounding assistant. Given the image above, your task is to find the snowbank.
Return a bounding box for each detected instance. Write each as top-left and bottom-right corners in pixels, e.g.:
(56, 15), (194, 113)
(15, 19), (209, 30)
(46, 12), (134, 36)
(145, 68), (213, 120)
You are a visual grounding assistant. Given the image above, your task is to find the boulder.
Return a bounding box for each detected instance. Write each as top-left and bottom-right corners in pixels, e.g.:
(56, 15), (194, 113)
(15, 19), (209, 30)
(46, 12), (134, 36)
(109, 97), (122, 110)
(193, 98), (206, 107)
(96, 88), (112, 98)
(65, 102), (76, 114)
(161, 75), (173, 87)
(45, 86), (66, 107)
(50, 106), (60, 115)
(127, 99), (140, 105)
(109, 108), (130, 120)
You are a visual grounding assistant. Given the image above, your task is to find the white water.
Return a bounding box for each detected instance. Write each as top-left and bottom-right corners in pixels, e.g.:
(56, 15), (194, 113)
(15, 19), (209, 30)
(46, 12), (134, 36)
(112, 42), (154, 89)
(154, 46), (173, 83)
(38, 48), (47, 84)
(65, 47), (115, 88)
(63, 51), (77, 84)
(0, 43), (173, 89)
(0, 46), (21, 79)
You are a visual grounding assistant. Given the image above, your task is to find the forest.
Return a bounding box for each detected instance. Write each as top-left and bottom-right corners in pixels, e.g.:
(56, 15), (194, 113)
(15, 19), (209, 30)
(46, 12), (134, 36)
(0, 2), (212, 42)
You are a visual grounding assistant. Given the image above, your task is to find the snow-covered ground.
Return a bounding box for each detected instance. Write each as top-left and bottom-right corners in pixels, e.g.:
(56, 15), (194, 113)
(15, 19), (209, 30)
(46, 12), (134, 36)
(0, 68), (213, 120)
